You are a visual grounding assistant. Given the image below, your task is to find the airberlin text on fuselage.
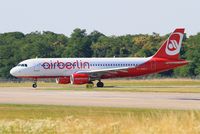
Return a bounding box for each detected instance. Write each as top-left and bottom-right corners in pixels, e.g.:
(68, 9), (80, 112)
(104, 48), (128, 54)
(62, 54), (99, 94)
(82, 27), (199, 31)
(42, 60), (90, 70)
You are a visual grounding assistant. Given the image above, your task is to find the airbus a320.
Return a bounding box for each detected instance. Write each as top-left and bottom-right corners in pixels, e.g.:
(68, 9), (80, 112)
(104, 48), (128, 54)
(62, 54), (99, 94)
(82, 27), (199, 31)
(10, 28), (188, 88)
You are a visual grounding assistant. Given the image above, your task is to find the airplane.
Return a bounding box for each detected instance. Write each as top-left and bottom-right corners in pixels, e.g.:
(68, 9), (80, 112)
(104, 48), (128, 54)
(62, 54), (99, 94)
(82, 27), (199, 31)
(10, 28), (188, 88)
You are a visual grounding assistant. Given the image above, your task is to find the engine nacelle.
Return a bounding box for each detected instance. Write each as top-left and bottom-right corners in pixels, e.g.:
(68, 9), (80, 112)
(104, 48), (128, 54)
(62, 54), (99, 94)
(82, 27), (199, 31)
(70, 73), (90, 85)
(56, 77), (70, 84)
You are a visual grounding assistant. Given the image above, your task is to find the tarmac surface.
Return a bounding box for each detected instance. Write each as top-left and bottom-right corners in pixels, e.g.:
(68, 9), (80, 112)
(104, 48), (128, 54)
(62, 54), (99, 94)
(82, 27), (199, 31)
(0, 87), (200, 110)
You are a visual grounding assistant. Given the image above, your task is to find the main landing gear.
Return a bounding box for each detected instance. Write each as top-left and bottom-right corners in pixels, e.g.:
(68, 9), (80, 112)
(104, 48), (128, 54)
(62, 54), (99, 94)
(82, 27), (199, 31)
(97, 81), (104, 88)
(86, 81), (104, 88)
(32, 79), (37, 88)
(86, 81), (94, 88)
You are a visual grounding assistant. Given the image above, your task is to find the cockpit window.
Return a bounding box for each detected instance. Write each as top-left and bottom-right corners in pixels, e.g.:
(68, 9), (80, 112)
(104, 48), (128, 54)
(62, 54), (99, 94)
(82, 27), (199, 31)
(17, 64), (28, 67)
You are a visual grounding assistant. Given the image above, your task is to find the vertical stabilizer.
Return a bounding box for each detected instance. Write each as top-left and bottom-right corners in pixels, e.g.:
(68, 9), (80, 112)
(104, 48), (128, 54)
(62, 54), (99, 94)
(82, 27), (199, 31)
(153, 28), (185, 60)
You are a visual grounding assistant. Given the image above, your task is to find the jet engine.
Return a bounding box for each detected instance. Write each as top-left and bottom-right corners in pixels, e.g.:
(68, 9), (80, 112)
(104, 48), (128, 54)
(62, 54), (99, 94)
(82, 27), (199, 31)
(70, 73), (90, 85)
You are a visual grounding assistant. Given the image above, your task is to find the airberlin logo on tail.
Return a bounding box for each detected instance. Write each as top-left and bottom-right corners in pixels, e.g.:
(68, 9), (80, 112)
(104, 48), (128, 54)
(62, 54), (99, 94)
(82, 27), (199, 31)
(165, 32), (183, 56)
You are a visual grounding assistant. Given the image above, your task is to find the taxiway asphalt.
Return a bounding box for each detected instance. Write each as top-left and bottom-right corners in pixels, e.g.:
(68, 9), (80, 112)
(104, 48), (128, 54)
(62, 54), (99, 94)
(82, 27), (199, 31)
(0, 87), (200, 110)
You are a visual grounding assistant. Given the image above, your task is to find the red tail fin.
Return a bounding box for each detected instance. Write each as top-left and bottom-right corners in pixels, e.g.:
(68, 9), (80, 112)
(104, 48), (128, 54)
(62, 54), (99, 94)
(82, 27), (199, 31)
(153, 28), (185, 60)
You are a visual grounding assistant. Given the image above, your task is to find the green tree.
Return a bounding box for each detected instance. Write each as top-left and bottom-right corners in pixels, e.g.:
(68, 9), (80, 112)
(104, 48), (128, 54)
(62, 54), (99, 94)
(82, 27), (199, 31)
(62, 28), (92, 57)
(184, 33), (200, 76)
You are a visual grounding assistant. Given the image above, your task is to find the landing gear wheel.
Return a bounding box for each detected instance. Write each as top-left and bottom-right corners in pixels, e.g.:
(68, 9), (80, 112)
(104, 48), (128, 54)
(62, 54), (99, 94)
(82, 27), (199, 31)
(97, 81), (104, 88)
(86, 81), (94, 88)
(32, 83), (37, 88)
(32, 78), (37, 88)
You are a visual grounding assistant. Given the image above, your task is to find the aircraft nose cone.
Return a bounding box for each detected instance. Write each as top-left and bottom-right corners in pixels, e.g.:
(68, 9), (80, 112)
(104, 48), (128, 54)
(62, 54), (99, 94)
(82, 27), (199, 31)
(10, 68), (17, 77)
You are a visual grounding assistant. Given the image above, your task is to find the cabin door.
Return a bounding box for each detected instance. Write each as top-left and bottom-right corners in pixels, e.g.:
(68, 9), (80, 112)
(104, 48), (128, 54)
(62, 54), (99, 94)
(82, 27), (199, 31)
(34, 62), (41, 72)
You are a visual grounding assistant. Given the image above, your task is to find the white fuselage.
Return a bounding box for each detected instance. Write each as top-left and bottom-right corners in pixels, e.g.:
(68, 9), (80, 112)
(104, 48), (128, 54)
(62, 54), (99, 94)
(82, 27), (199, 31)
(10, 57), (151, 77)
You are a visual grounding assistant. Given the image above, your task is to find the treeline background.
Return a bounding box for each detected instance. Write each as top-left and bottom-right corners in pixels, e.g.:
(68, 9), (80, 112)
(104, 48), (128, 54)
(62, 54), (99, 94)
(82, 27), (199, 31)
(0, 28), (200, 79)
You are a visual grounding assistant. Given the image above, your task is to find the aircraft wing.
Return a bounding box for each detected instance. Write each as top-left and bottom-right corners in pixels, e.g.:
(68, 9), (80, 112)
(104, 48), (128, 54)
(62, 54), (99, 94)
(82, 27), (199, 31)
(75, 66), (135, 78)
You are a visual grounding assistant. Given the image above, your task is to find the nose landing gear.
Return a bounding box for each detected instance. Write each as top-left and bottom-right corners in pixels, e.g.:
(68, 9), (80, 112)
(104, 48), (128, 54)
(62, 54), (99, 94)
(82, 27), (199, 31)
(32, 79), (37, 88)
(32, 83), (37, 88)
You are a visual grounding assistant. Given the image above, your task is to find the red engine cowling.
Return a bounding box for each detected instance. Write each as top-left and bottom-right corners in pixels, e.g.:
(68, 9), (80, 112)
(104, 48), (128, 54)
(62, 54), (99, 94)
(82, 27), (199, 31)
(56, 77), (70, 84)
(70, 74), (90, 85)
